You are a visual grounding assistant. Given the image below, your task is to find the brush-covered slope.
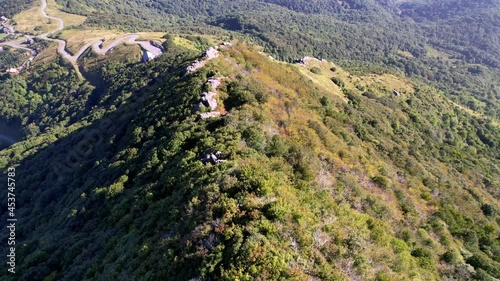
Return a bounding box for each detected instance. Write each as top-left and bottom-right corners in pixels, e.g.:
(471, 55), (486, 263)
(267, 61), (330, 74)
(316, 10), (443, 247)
(0, 42), (498, 280)
(48, 0), (500, 121)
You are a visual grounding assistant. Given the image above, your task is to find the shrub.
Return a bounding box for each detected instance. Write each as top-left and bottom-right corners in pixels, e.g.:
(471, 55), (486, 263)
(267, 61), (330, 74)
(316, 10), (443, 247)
(224, 81), (256, 110)
(466, 251), (500, 278)
(338, 150), (346, 158)
(320, 96), (330, 107)
(411, 247), (436, 269)
(264, 201), (287, 220)
(362, 91), (377, 99)
(376, 271), (392, 281)
(331, 77), (344, 87)
(371, 176), (388, 189)
(108, 175), (128, 198)
(266, 135), (287, 157)
(310, 67), (321, 74)
(243, 126), (265, 151)
(441, 250), (459, 264)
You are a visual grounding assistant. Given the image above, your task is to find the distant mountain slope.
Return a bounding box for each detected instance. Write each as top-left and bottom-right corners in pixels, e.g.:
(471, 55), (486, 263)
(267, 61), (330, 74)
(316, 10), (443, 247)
(0, 42), (498, 280)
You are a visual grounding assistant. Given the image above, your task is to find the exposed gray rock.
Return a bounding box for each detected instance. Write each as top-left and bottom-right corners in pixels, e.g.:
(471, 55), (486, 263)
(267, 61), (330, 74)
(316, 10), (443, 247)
(199, 111), (221, 120)
(186, 60), (205, 73)
(186, 47), (220, 73)
(201, 150), (226, 164)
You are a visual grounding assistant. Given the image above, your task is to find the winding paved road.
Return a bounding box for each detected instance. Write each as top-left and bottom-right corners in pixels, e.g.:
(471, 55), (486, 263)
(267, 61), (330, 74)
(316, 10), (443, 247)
(1, 0), (162, 72)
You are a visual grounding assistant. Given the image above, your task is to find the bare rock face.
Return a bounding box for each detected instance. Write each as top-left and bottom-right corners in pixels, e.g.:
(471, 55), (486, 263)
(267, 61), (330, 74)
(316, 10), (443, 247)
(186, 47), (220, 73)
(186, 60), (205, 73)
(192, 102), (205, 113)
(201, 150), (226, 164)
(199, 111), (221, 120)
(204, 47), (219, 59)
(191, 77), (224, 116)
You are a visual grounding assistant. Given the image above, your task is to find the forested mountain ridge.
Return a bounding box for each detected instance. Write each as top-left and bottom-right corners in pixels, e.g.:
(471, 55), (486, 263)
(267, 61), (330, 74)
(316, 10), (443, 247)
(1, 40), (499, 280)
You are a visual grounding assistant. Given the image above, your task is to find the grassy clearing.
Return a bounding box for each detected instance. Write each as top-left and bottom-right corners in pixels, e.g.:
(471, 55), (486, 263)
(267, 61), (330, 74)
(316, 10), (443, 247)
(80, 43), (142, 72)
(397, 50), (415, 58)
(295, 59), (348, 101)
(31, 44), (58, 65)
(425, 45), (458, 63)
(451, 100), (499, 127)
(173, 37), (198, 51)
(355, 73), (415, 96)
(13, 2), (58, 35)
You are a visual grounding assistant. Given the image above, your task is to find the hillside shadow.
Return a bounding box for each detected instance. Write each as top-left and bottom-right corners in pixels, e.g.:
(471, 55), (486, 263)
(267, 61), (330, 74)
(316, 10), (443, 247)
(0, 70), (173, 281)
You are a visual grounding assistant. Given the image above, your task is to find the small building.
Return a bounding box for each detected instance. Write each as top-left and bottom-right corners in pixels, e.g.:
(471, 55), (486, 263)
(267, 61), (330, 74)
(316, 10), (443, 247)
(393, 90), (401, 97)
(142, 51), (155, 62)
(0, 16), (8, 22)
